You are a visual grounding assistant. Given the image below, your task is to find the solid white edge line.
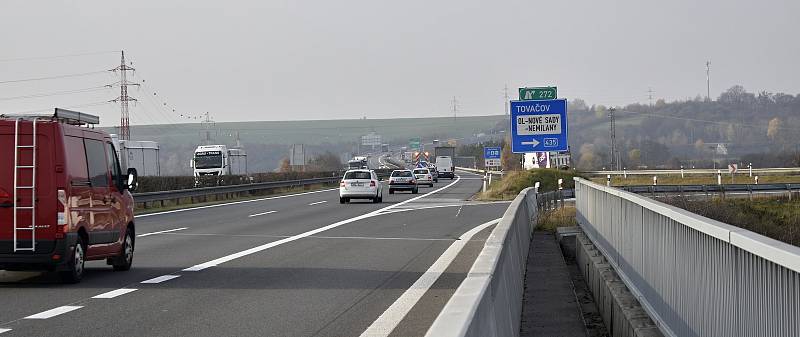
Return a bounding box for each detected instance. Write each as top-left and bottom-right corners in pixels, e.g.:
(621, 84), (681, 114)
(248, 210), (277, 217)
(182, 175), (463, 272)
(359, 218), (501, 337)
(136, 188), (338, 218)
(137, 227), (188, 237)
(92, 288), (138, 299)
(308, 200), (327, 206)
(24, 306), (83, 319)
(0, 328), (11, 334)
(140, 275), (181, 284)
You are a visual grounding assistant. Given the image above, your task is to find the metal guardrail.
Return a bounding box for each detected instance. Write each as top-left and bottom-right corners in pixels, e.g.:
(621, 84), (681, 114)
(426, 187), (538, 337)
(132, 176), (339, 204)
(574, 177), (800, 337)
(583, 167), (800, 176)
(618, 183), (800, 197)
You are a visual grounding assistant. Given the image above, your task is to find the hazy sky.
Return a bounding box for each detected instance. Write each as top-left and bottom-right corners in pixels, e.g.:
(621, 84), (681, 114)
(1, 0), (798, 126)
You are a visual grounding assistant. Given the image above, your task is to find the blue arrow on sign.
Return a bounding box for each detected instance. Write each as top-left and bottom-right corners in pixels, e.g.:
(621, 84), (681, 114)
(509, 99), (568, 153)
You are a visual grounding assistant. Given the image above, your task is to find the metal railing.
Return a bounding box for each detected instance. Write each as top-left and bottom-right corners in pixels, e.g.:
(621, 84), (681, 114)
(574, 177), (800, 337)
(132, 176), (339, 204)
(426, 187), (538, 337)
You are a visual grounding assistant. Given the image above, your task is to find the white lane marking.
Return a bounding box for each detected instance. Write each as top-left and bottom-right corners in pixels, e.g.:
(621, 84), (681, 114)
(359, 218), (500, 337)
(183, 175), (463, 272)
(137, 188), (338, 218)
(308, 200), (327, 206)
(24, 306), (83, 319)
(248, 210), (277, 218)
(310, 236), (455, 241)
(92, 288), (138, 299)
(141, 275), (181, 284)
(0, 328), (11, 334)
(137, 227), (188, 237)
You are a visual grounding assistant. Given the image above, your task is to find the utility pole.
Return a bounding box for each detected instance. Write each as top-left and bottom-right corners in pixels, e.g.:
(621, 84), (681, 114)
(648, 87), (654, 108)
(451, 96), (458, 123)
(609, 107), (617, 171)
(200, 112), (214, 145)
(706, 61), (711, 101)
(504, 84), (509, 115)
(109, 50), (139, 140)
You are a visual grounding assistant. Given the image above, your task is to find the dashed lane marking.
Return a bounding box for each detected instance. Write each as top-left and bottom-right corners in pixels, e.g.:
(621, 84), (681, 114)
(182, 175), (463, 272)
(249, 210), (277, 217)
(141, 275), (181, 284)
(308, 200), (327, 206)
(24, 306), (83, 319)
(137, 188), (338, 218)
(138, 227), (188, 237)
(92, 288), (138, 299)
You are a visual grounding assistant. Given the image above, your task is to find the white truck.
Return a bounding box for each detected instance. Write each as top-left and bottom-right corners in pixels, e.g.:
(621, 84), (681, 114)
(191, 145), (248, 177)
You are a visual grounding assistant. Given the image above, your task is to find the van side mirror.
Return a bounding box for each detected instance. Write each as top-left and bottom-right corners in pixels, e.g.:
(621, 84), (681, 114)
(126, 168), (138, 192)
(190, 159), (195, 168)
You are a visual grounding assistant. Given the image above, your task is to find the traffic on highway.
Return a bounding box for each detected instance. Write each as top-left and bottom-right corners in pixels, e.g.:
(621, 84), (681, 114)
(0, 116), (504, 335)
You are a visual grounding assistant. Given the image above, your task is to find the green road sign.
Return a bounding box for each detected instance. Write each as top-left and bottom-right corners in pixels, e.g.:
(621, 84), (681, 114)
(519, 87), (557, 101)
(409, 138), (421, 150)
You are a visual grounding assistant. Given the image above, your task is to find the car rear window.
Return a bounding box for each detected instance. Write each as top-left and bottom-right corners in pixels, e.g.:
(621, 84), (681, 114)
(344, 171), (371, 180)
(391, 171), (412, 177)
(413, 169), (428, 174)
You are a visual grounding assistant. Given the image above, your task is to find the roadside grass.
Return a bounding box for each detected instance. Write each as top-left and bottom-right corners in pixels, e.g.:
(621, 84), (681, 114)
(135, 184), (334, 215)
(665, 196), (800, 247)
(536, 206), (577, 232)
(592, 174), (800, 186)
(477, 169), (584, 201)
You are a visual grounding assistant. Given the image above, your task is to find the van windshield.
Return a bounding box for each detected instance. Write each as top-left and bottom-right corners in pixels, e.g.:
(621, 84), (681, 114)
(195, 151), (223, 169)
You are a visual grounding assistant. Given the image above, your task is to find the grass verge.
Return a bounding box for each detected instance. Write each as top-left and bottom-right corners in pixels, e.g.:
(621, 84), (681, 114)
(536, 206), (577, 232)
(477, 169), (585, 201)
(665, 196), (800, 247)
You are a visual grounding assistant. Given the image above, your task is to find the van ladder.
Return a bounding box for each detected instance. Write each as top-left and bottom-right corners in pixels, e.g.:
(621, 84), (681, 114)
(13, 118), (38, 252)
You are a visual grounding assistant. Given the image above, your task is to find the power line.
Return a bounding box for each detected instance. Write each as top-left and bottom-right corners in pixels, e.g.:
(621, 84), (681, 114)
(0, 70), (108, 85)
(10, 101), (114, 115)
(0, 51), (118, 63)
(0, 85), (111, 101)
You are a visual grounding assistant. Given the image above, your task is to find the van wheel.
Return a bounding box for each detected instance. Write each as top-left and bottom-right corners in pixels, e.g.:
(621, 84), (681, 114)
(389, 189), (394, 194)
(113, 228), (134, 271)
(60, 237), (85, 283)
(339, 197), (345, 204)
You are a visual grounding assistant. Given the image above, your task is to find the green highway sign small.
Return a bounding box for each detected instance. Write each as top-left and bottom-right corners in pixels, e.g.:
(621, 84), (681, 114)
(409, 138), (421, 150)
(519, 87), (557, 101)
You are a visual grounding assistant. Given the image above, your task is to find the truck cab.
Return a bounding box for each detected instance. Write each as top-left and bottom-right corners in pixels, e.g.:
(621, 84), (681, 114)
(192, 145), (229, 177)
(191, 145), (248, 178)
(0, 109), (138, 283)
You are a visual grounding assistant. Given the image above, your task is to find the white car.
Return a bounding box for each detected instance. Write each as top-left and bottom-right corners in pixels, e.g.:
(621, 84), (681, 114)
(413, 168), (434, 187)
(339, 169), (383, 203)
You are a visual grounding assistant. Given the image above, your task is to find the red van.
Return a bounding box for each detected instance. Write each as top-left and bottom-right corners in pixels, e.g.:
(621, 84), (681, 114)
(0, 108), (138, 283)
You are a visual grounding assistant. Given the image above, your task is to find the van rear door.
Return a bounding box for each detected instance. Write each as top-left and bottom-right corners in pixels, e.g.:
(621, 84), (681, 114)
(0, 120), (58, 253)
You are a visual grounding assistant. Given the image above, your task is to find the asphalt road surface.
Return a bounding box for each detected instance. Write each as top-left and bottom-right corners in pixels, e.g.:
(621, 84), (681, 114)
(0, 171), (508, 337)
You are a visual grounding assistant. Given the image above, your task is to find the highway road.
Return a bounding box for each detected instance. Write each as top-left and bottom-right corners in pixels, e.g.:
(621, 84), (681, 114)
(0, 171), (508, 337)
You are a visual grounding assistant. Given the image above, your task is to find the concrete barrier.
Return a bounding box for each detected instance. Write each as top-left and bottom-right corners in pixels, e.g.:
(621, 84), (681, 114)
(425, 187), (537, 337)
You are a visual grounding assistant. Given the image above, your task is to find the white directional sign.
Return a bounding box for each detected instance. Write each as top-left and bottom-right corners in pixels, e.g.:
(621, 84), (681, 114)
(728, 163), (738, 174)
